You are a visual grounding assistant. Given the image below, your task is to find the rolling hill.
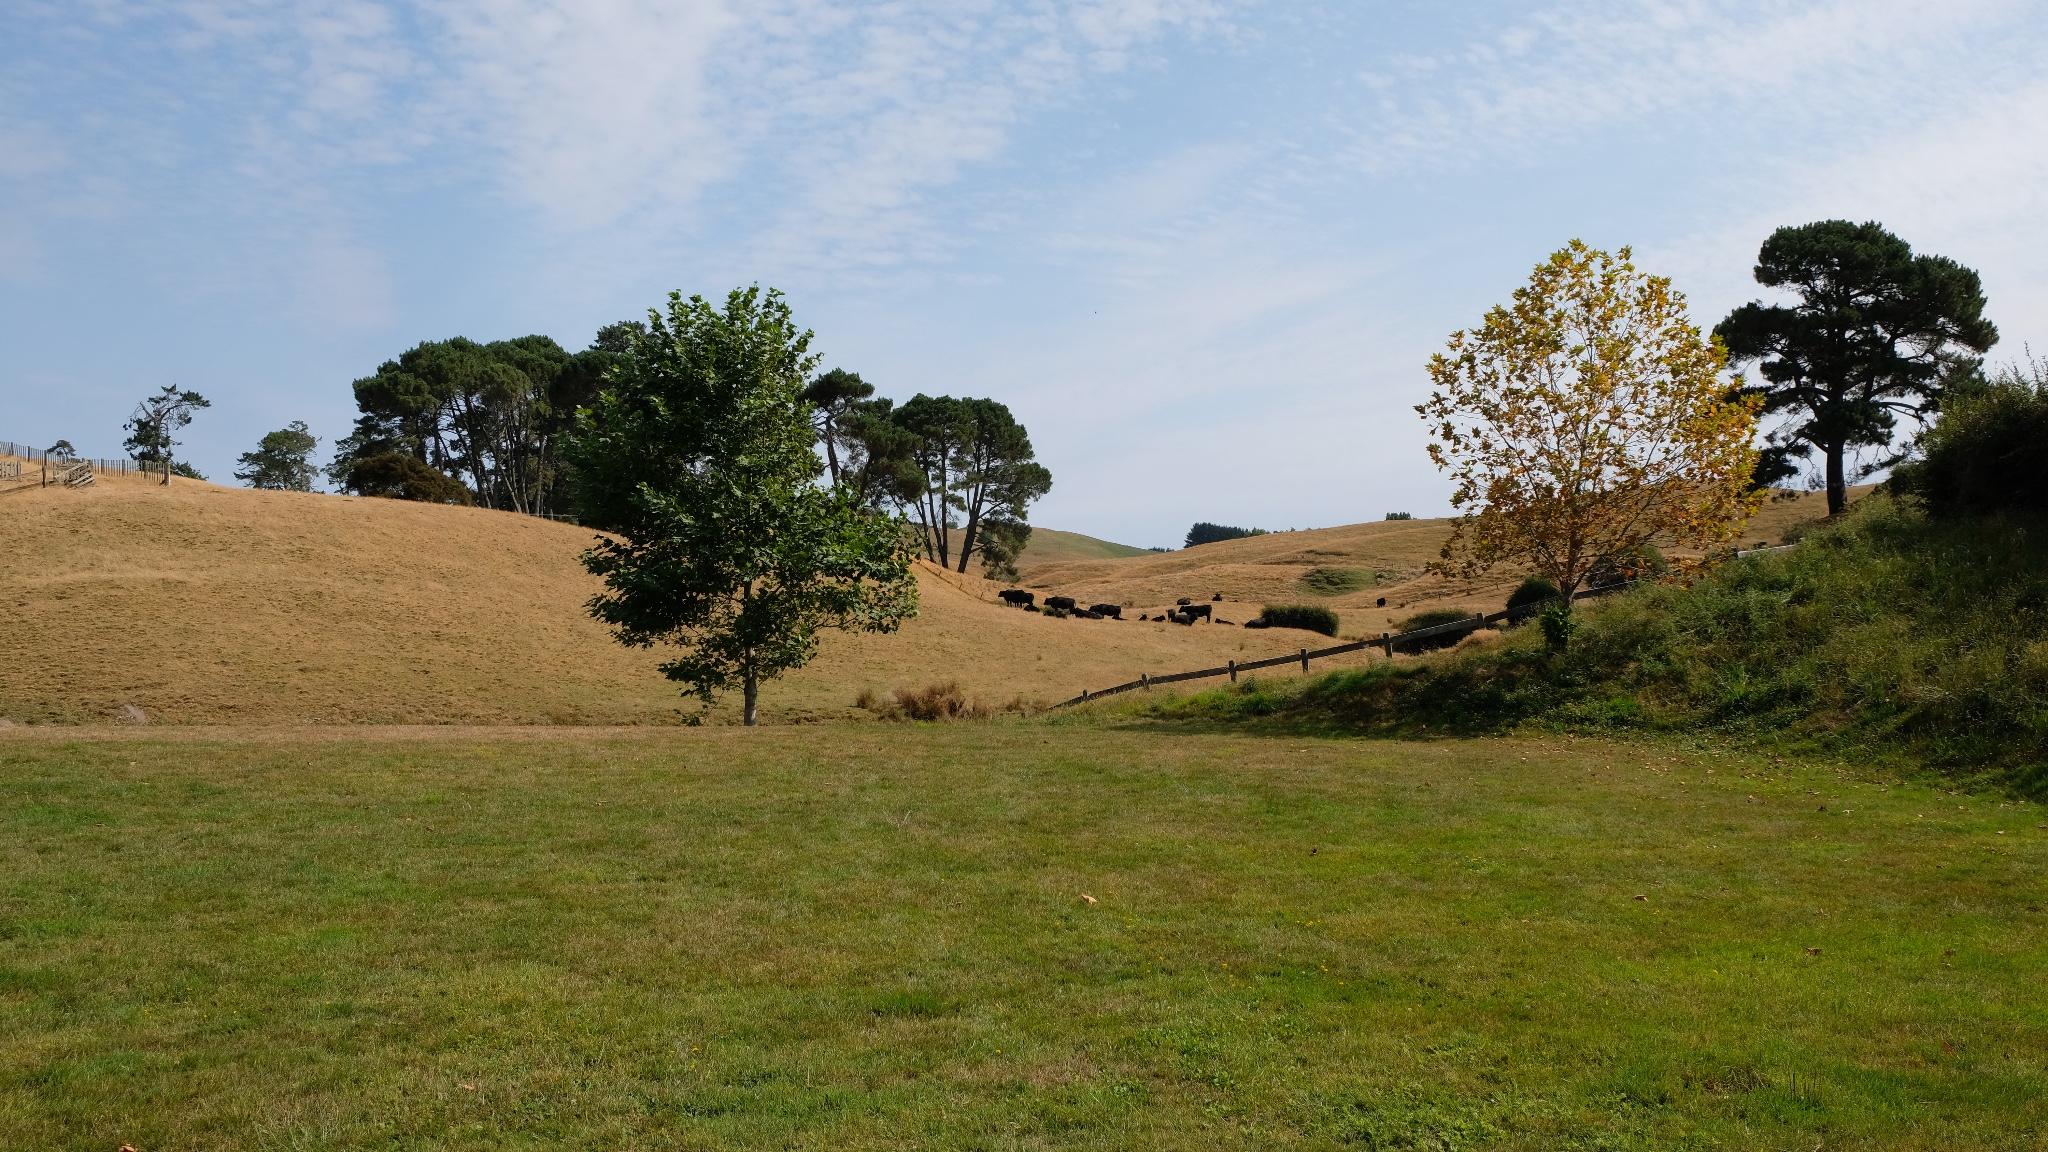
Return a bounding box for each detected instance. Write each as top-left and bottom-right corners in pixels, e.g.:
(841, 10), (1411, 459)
(0, 469), (1355, 725)
(0, 461), (1849, 725)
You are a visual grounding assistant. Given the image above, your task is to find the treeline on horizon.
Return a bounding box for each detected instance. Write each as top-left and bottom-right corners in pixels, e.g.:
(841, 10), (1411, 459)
(329, 320), (1051, 580)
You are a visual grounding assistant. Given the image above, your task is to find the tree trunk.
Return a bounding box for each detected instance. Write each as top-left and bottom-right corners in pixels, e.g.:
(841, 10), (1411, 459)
(743, 669), (758, 727)
(822, 428), (841, 487)
(1825, 441), (1847, 516)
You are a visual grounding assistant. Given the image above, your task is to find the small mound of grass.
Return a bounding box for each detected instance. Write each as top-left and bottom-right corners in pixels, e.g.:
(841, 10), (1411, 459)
(1261, 604), (1340, 636)
(1298, 566), (1374, 595)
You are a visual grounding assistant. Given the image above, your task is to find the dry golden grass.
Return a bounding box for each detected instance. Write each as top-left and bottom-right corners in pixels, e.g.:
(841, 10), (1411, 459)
(0, 471), (1353, 726)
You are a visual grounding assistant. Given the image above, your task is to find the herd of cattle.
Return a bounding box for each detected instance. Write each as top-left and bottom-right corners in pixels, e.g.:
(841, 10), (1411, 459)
(997, 589), (1254, 626)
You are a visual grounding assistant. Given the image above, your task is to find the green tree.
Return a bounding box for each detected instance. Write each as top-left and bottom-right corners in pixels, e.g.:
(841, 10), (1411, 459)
(334, 333), (610, 515)
(802, 368), (875, 485)
(344, 454), (472, 504)
(234, 421), (320, 491)
(569, 287), (919, 726)
(1890, 356), (2048, 519)
(888, 395), (1052, 576)
(123, 385), (210, 484)
(1715, 220), (1998, 515)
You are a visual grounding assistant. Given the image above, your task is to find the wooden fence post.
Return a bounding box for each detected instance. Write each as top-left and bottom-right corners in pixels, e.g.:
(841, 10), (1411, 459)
(1141, 673), (1150, 690)
(1228, 659), (1236, 683)
(1299, 648), (1309, 672)
(1380, 632), (1392, 657)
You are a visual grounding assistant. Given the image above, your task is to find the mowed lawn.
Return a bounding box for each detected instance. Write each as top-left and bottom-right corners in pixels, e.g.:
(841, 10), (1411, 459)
(2, 726), (2044, 1150)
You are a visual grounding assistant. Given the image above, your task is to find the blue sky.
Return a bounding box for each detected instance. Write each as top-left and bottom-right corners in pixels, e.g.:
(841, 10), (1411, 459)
(5, 1), (2046, 548)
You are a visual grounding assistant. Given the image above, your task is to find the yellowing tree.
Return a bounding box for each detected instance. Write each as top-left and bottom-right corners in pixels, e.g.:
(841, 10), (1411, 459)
(1418, 241), (1762, 595)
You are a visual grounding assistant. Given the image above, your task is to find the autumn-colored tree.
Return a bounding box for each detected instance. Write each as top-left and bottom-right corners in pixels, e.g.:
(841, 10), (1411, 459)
(1418, 241), (1762, 597)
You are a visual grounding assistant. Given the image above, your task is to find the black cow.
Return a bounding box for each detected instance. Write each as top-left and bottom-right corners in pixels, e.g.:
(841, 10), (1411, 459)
(1089, 603), (1123, 619)
(1182, 603), (1212, 621)
(1168, 611), (1194, 625)
(1045, 595), (1077, 612)
(999, 589), (1035, 607)
(1244, 617), (1271, 629)
(1074, 609), (1102, 619)
(1212, 592), (1223, 601)
(1176, 597), (1193, 606)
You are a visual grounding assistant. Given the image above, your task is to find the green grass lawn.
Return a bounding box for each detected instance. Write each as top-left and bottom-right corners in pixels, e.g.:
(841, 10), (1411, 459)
(3, 725), (2044, 1150)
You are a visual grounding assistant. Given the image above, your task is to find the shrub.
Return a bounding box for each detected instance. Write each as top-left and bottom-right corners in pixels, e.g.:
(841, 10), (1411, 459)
(891, 682), (981, 721)
(1261, 604), (1339, 636)
(1393, 607), (1478, 653)
(1185, 522), (1268, 548)
(345, 453), (473, 505)
(1504, 576), (1561, 623)
(1384, 512), (1413, 520)
(1891, 358), (2048, 519)
(1298, 567), (1373, 596)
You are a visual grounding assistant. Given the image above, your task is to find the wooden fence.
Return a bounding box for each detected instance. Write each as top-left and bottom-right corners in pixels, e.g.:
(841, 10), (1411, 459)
(1050, 572), (1727, 709)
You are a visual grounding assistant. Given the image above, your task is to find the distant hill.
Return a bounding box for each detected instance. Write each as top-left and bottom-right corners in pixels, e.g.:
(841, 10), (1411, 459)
(1014, 527), (1153, 564)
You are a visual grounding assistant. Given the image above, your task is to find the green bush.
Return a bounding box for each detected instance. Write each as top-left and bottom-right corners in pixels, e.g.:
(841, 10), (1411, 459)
(1891, 359), (2048, 519)
(1504, 576), (1561, 623)
(1394, 607), (1478, 653)
(1298, 567), (1373, 596)
(1261, 604), (1339, 636)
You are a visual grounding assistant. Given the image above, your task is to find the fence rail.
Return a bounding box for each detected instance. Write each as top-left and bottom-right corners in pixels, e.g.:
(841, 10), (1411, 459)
(0, 440), (150, 476)
(1055, 580), (1647, 708)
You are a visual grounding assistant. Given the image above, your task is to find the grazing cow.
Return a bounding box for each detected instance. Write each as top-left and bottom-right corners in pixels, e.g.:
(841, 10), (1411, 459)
(1089, 603), (1123, 619)
(999, 589), (1035, 607)
(1168, 611), (1194, 625)
(1244, 618), (1271, 629)
(1045, 595), (1077, 611)
(1074, 609), (1102, 619)
(1376, 597), (1387, 607)
(1182, 603), (1212, 621)
(1176, 597), (1193, 606)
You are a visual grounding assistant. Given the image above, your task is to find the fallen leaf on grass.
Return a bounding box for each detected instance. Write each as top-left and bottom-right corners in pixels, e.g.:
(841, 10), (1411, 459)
(1079, 894), (1097, 904)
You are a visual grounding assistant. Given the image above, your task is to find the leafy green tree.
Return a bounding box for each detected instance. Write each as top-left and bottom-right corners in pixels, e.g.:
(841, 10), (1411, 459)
(123, 385), (210, 484)
(334, 334), (611, 515)
(234, 421), (319, 491)
(802, 368), (875, 485)
(887, 395), (1052, 576)
(1715, 220), (1998, 515)
(569, 287), (919, 726)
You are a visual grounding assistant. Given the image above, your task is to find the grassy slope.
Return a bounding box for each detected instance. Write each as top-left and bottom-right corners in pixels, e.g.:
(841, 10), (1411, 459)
(2, 726), (2043, 1149)
(1151, 494), (2048, 790)
(1014, 527), (1154, 564)
(0, 473), (1348, 725)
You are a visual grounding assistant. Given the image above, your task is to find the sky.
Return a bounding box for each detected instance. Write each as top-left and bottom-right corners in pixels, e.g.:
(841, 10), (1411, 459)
(4, 0), (2046, 549)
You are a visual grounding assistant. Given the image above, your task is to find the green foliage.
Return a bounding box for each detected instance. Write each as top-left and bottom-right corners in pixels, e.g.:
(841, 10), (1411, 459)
(1538, 602), (1577, 651)
(336, 332), (612, 515)
(170, 461), (206, 480)
(568, 286), (919, 725)
(1384, 512), (1413, 520)
(122, 385), (210, 469)
(344, 453), (472, 504)
(1298, 566), (1372, 595)
(1192, 496), (2048, 790)
(233, 421), (319, 491)
(885, 394), (1052, 575)
(1505, 576), (1561, 622)
(1394, 607), (1477, 653)
(1185, 522), (1268, 547)
(1262, 604), (1339, 636)
(1891, 358), (2048, 519)
(1716, 220), (1998, 513)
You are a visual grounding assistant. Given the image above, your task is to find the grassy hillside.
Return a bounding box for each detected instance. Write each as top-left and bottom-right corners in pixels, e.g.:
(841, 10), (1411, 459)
(1143, 494), (2048, 790)
(1013, 526), (1154, 564)
(4, 725), (2042, 1149)
(0, 474), (1354, 725)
